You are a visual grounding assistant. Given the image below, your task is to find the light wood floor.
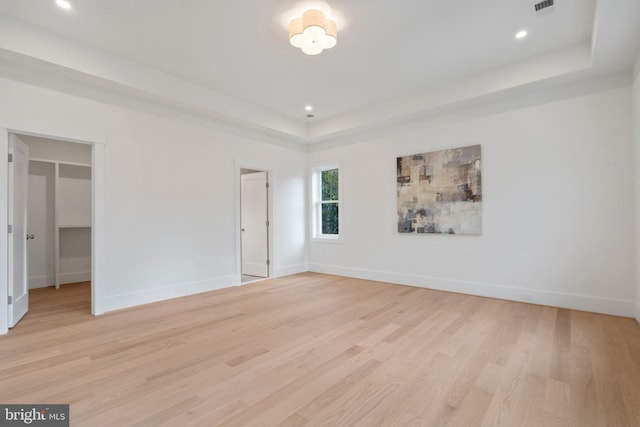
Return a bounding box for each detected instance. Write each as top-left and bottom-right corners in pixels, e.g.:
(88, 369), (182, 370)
(1, 274), (639, 426)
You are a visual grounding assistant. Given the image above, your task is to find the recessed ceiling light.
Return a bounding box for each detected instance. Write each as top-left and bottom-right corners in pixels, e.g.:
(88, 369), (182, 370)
(515, 30), (528, 39)
(305, 105), (313, 111)
(56, 0), (72, 10)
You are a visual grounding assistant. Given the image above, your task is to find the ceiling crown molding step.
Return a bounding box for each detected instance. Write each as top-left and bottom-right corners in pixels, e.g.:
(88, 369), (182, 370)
(0, 16), (308, 142)
(0, 0), (638, 150)
(306, 70), (633, 152)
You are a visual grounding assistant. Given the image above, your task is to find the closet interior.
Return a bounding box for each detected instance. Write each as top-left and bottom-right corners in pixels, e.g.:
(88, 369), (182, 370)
(19, 134), (92, 290)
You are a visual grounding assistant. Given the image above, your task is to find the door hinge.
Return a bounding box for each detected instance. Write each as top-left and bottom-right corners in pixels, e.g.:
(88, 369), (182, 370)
(266, 220), (270, 227)
(8, 153), (13, 163)
(8, 224), (12, 234)
(8, 296), (12, 305)
(265, 182), (269, 188)
(266, 259), (270, 266)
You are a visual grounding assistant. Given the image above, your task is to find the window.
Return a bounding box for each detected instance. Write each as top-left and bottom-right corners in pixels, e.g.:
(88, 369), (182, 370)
(313, 165), (340, 239)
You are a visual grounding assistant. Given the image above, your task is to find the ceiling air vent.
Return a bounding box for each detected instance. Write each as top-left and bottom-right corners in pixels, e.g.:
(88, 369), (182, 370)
(533, 0), (555, 16)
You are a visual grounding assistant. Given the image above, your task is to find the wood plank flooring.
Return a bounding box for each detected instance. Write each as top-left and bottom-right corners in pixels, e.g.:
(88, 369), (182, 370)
(1, 273), (639, 426)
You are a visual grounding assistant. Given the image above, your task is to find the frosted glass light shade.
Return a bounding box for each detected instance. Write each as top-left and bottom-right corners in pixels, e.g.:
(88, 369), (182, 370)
(288, 9), (337, 55)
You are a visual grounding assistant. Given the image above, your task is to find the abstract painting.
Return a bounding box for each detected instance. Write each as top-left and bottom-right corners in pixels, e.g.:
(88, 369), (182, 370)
(397, 145), (482, 235)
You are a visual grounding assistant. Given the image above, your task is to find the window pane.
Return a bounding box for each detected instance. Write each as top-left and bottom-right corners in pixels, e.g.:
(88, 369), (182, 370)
(321, 169), (339, 201)
(321, 203), (339, 235)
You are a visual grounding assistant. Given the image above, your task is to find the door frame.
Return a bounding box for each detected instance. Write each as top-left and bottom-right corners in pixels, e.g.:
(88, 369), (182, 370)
(1, 128), (106, 335)
(235, 161), (274, 282)
(240, 171), (269, 278)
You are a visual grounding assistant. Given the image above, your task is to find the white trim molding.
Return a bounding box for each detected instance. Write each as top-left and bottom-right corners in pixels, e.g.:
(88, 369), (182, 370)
(102, 275), (237, 313)
(309, 263), (637, 318)
(28, 275), (55, 289)
(274, 263), (309, 278)
(0, 129), (9, 334)
(91, 142), (105, 315)
(25, 272), (93, 290)
(104, 267), (314, 313)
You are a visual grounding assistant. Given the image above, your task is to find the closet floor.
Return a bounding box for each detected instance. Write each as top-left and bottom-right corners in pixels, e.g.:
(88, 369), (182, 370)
(22, 281), (91, 328)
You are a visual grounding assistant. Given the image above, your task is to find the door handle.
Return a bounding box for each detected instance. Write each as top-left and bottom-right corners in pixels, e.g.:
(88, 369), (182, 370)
(26, 234), (35, 240)
(241, 228), (245, 232)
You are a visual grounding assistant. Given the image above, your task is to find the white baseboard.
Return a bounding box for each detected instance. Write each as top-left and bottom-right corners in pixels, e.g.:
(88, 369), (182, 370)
(29, 275), (55, 289)
(102, 266), (311, 314)
(59, 271), (91, 285)
(101, 275), (237, 313)
(28, 271), (91, 288)
(309, 263), (636, 318)
(275, 263), (309, 278)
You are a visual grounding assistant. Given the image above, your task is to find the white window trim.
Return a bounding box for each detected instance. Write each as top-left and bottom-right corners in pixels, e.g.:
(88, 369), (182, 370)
(311, 163), (342, 242)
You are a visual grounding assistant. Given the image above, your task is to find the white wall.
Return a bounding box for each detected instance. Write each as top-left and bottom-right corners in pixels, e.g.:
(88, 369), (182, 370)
(309, 86), (636, 317)
(0, 77), (308, 314)
(57, 163), (92, 227)
(58, 227), (91, 284)
(1, 72), (636, 324)
(633, 54), (640, 323)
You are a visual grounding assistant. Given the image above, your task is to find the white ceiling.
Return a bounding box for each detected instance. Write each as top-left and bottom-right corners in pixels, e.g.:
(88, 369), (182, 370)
(0, 0), (639, 145)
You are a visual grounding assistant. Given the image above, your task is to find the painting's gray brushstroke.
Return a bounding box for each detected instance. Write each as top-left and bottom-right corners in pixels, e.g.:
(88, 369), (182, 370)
(397, 145), (482, 235)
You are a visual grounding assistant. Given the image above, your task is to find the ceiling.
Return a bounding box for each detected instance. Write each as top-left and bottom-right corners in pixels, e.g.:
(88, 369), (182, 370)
(0, 0), (639, 145)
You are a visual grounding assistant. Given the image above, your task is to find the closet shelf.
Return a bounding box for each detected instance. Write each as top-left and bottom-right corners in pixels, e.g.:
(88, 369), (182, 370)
(29, 157), (91, 168)
(59, 225), (92, 229)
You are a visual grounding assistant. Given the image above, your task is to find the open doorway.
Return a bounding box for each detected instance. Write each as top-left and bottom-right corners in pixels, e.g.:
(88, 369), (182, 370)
(240, 168), (270, 283)
(10, 134), (93, 327)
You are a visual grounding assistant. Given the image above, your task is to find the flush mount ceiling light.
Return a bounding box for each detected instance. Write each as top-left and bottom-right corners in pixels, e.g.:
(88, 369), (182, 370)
(515, 30), (528, 39)
(56, 0), (71, 9)
(288, 9), (337, 55)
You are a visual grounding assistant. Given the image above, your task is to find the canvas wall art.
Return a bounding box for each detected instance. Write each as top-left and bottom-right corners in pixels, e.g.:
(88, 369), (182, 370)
(397, 145), (482, 235)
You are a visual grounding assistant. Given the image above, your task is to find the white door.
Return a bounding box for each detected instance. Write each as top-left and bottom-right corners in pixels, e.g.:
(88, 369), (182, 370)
(241, 171), (268, 278)
(8, 135), (29, 327)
